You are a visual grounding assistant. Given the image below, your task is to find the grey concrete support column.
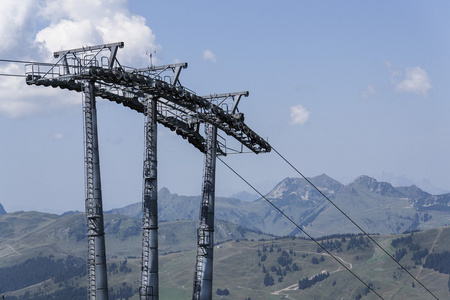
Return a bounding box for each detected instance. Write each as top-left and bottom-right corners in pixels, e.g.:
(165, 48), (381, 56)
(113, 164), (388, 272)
(84, 80), (109, 300)
(193, 123), (217, 300)
(140, 96), (159, 300)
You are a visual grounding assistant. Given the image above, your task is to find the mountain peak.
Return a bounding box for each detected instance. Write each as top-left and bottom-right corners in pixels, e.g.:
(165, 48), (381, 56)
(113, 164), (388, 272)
(159, 187), (171, 196)
(0, 202), (6, 215)
(354, 175), (377, 184)
(351, 175), (402, 196)
(315, 173), (332, 179)
(265, 177), (305, 199)
(310, 173), (343, 187)
(265, 175), (343, 202)
(231, 191), (258, 202)
(396, 184), (430, 199)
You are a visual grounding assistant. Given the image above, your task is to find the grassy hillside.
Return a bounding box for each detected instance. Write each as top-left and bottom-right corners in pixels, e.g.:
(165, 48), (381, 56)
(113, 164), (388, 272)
(0, 212), (270, 259)
(156, 229), (450, 299)
(1, 216), (449, 299)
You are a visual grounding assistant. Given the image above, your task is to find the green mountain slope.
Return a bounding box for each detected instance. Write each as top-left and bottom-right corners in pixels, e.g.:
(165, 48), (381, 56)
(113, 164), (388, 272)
(1, 221), (449, 299)
(0, 211), (271, 268)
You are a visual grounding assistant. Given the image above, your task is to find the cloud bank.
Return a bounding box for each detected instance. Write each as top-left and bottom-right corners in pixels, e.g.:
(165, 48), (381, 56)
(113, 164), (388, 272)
(0, 0), (159, 118)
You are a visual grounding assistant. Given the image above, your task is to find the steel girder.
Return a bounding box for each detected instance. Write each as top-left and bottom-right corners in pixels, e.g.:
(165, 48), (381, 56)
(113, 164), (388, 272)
(25, 77), (209, 154)
(25, 54), (271, 154)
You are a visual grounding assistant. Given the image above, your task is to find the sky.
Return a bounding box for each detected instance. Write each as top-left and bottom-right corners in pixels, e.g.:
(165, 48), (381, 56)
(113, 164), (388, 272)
(1, 0), (450, 214)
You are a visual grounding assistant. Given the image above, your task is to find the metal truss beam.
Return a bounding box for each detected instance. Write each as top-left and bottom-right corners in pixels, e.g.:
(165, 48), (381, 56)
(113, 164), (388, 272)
(54, 42), (124, 60)
(29, 69), (269, 153)
(201, 91), (248, 114)
(25, 78), (209, 153)
(25, 42), (271, 154)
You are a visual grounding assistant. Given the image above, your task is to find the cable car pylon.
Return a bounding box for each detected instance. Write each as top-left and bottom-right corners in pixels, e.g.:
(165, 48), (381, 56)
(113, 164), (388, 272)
(141, 96), (159, 299)
(193, 123), (217, 300)
(23, 42), (271, 300)
(84, 80), (109, 300)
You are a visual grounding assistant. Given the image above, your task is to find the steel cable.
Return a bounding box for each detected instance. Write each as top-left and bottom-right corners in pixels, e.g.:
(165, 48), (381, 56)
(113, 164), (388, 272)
(217, 156), (385, 300)
(270, 146), (439, 300)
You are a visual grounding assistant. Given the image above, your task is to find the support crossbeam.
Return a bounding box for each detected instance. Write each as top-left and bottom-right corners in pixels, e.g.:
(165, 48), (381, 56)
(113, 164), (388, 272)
(25, 54), (271, 153)
(54, 42), (124, 59)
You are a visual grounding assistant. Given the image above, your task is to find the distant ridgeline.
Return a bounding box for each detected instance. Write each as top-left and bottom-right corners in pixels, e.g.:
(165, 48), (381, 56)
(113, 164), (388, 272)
(105, 175), (450, 237)
(1, 174), (449, 237)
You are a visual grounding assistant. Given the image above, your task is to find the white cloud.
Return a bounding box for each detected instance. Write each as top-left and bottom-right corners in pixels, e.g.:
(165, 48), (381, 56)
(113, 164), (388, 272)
(290, 104), (309, 125)
(35, 19), (102, 54)
(54, 133), (64, 139)
(36, 0), (158, 66)
(0, 64), (80, 118)
(0, 0), (36, 54)
(97, 13), (158, 66)
(38, 0), (128, 23)
(0, 0), (159, 118)
(202, 50), (217, 63)
(395, 67), (431, 97)
(361, 85), (375, 99)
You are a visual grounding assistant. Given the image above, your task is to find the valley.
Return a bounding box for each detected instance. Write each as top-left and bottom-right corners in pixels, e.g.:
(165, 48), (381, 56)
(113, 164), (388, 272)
(0, 174), (449, 299)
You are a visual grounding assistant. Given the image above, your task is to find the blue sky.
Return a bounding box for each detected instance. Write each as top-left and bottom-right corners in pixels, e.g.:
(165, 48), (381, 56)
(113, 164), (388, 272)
(1, 0), (449, 213)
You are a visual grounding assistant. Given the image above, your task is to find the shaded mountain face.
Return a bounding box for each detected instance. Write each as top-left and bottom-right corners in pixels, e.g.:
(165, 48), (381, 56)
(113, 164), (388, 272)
(396, 184), (450, 211)
(230, 191), (258, 202)
(350, 175), (404, 197)
(0, 202), (6, 215)
(396, 184), (431, 199)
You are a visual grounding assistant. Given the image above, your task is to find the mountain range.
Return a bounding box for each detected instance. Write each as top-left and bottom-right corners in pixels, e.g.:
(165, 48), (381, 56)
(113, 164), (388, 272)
(1, 174), (450, 299)
(1, 174), (449, 238)
(102, 174), (450, 237)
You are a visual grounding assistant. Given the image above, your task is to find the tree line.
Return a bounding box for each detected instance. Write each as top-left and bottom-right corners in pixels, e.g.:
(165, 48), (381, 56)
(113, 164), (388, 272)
(0, 256), (85, 294)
